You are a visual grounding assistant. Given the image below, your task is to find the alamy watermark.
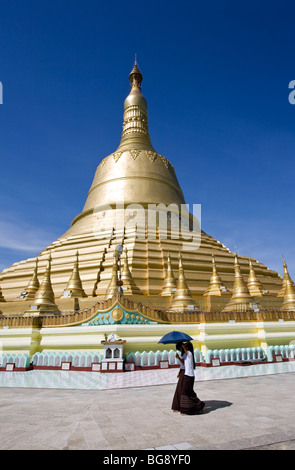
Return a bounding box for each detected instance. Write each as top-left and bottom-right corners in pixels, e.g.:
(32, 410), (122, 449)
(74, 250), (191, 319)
(93, 198), (201, 252)
(288, 80), (295, 104)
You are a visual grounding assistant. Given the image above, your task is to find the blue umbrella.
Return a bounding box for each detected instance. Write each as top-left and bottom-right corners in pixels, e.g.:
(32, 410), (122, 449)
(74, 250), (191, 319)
(158, 331), (193, 344)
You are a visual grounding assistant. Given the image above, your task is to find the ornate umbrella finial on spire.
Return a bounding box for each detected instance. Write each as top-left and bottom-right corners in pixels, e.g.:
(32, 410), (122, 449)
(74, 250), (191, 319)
(129, 55), (143, 90)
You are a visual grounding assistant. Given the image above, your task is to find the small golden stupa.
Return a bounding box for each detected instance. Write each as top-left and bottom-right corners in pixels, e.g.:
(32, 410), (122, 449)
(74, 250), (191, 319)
(247, 259), (264, 297)
(23, 259), (40, 300)
(223, 254), (254, 312)
(121, 248), (142, 295)
(63, 251), (87, 298)
(280, 259), (295, 311)
(29, 254), (60, 314)
(161, 254), (177, 296)
(169, 254), (196, 312)
(0, 59), (290, 316)
(204, 254), (227, 297)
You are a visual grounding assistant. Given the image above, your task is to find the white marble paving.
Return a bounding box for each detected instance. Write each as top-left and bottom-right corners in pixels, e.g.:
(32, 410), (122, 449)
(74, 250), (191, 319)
(0, 361), (294, 390)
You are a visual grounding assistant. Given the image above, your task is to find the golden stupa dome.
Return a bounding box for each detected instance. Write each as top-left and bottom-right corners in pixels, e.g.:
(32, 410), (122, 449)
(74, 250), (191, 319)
(66, 59), (185, 237)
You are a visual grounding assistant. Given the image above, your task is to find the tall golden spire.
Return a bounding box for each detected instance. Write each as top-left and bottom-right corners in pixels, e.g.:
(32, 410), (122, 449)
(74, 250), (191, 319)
(116, 57), (154, 152)
(280, 259), (295, 311)
(32, 254), (59, 313)
(63, 251), (87, 298)
(23, 258), (40, 300)
(247, 259), (264, 297)
(161, 253), (177, 296)
(170, 253), (197, 311)
(223, 254), (254, 311)
(121, 248), (142, 294)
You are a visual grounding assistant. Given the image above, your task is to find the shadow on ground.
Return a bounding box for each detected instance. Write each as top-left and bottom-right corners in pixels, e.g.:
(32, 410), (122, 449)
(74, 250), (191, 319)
(203, 400), (233, 413)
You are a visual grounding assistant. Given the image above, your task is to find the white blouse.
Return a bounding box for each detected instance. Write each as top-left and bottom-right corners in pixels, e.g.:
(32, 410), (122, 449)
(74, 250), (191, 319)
(184, 351), (195, 377)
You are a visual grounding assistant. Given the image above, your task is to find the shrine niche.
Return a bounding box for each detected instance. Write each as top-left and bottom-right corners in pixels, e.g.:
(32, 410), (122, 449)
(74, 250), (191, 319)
(101, 333), (126, 373)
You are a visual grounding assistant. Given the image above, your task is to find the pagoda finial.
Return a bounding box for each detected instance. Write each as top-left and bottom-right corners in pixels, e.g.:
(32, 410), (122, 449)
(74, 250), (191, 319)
(116, 56), (154, 152)
(129, 56), (142, 90)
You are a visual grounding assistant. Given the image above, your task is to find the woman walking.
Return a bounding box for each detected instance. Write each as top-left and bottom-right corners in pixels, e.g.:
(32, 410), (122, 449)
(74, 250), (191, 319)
(171, 341), (185, 412)
(178, 342), (205, 415)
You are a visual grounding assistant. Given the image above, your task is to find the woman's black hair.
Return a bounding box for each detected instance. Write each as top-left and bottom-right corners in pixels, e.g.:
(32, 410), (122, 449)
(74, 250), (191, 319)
(176, 341), (184, 352)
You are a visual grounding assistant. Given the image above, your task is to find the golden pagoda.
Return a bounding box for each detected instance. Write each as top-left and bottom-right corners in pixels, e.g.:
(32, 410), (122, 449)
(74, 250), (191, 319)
(223, 254), (254, 312)
(63, 251), (87, 298)
(0, 59), (288, 316)
(23, 258), (40, 300)
(204, 254), (227, 296)
(29, 254), (60, 314)
(161, 253), (177, 296)
(280, 259), (295, 311)
(203, 254), (229, 311)
(121, 248), (142, 295)
(277, 258), (294, 297)
(169, 254), (197, 311)
(247, 259), (264, 297)
(106, 253), (120, 298)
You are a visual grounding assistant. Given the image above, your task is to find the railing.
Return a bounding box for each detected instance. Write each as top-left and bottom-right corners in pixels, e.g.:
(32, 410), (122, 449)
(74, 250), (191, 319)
(0, 315), (42, 329)
(32, 351), (103, 368)
(0, 353), (31, 369)
(266, 345), (295, 361)
(205, 347), (266, 364)
(125, 348), (204, 367)
(1, 345), (294, 372)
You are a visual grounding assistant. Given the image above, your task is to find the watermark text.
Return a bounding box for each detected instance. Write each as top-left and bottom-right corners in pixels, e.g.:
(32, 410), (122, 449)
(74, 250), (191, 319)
(288, 80), (295, 104)
(93, 198), (201, 252)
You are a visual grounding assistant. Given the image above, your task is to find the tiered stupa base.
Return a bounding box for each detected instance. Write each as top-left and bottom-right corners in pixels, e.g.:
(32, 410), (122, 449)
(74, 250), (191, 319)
(0, 225), (285, 316)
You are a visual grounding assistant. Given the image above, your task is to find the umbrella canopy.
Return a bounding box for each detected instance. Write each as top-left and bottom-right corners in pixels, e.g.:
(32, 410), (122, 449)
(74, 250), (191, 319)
(158, 331), (193, 344)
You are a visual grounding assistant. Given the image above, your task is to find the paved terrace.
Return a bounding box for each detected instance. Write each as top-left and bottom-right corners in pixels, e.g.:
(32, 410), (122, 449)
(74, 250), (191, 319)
(0, 362), (294, 451)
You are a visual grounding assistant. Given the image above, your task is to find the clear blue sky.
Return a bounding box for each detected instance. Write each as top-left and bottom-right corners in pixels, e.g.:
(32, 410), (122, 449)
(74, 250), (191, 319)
(0, 0), (295, 279)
